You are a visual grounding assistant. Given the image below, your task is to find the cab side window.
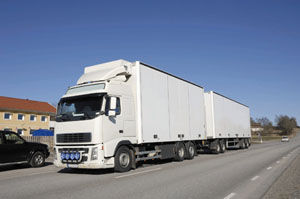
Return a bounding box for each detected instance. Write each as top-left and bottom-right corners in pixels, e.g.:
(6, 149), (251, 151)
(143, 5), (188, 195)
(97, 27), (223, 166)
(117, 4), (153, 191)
(0, 135), (2, 144)
(115, 98), (121, 115)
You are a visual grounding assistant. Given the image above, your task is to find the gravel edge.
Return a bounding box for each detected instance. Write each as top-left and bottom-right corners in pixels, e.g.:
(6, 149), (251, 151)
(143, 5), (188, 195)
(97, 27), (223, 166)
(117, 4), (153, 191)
(263, 151), (300, 199)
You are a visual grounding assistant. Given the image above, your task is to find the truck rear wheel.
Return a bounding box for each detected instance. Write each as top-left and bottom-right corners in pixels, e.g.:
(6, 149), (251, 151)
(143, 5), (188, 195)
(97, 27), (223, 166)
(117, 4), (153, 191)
(114, 146), (132, 172)
(214, 142), (221, 154)
(247, 138), (251, 147)
(239, 139), (245, 149)
(174, 142), (185, 161)
(185, 142), (196, 160)
(220, 140), (226, 153)
(244, 139), (249, 149)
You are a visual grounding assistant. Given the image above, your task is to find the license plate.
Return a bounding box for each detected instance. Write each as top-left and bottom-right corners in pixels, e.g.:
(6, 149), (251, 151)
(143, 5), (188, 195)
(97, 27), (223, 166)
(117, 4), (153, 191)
(67, 164), (78, 168)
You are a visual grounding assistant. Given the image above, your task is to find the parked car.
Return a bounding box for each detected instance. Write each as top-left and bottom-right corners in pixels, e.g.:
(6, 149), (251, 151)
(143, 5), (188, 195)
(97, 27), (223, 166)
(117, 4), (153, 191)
(281, 136), (289, 142)
(0, 130), (50, 167)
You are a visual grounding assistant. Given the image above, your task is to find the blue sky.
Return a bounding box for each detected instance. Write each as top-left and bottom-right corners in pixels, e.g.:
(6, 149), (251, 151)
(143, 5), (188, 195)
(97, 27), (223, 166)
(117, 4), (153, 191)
(0, 0), (299, 124)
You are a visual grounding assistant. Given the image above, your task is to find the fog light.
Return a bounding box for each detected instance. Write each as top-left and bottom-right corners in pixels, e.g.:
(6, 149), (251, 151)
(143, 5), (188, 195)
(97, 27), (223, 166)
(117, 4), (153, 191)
(75, 152), (80, 160)
(91, 147), (98, 160)
(61, 152), (65, 160)
(70, 153), (75, 160)
(66, 153), (70, 160)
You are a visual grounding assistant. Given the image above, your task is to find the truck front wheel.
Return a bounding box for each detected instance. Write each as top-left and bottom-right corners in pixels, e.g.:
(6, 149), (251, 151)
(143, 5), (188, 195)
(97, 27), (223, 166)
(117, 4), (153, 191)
(114, 146), (132, 172)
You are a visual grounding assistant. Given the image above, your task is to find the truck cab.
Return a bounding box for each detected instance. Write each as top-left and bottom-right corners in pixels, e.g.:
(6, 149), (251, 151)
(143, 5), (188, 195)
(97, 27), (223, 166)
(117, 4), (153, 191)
(54, 60), (137, 169)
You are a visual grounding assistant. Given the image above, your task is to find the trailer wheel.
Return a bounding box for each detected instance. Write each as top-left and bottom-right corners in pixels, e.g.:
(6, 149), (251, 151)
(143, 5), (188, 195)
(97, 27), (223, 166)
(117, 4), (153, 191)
(114, 146), (132, 172)
(174, 142), (185, 161)
(214, 142), (221, 154)
(185, 142), (196, 160)
(244, 139), (249, 149)
(239, 139), (245, 149)
(247, 139), (251, 147)
(220, 140), (226, 153)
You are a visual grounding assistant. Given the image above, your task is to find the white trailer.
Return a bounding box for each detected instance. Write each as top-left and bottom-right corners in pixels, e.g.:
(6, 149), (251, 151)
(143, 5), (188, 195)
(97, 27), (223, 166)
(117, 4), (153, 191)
(204, 91), (251, 152)
(53, 59), (250, 172)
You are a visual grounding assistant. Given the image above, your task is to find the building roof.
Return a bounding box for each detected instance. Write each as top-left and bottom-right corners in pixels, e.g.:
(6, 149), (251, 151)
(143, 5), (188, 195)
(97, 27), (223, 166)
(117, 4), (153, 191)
(0, 96), (56, 114)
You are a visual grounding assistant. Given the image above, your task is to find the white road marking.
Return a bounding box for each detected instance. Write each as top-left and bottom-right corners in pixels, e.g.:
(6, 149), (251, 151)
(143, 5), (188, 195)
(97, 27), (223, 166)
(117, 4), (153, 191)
(283, 157), (286, 159)
(267, 167), (272, 170)
(276, 161), (280, 164)
(251, 176), (260, 181)
(115, 167), (162, 179)
(224, 193), (236, 199)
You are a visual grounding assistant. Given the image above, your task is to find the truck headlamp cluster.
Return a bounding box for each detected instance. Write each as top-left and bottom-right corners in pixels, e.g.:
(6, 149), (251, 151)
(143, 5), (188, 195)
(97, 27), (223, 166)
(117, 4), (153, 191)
(91, 147), (98, 160)
(61, 152), (81, 161)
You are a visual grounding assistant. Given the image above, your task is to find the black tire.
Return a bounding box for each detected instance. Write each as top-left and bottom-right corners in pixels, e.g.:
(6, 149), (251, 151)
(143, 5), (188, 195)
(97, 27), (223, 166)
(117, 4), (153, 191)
(30, 152), (45, 167)
(114, 146), (132, 172)
(244, 139), (249, 149)
(214, 141), (221, 154)
(220, 140), (226, 153)
(174, 142), (185, 161)
(185, 142), (196, 160)
(239, 139), (245, 149)
(247, 139), (251, 147)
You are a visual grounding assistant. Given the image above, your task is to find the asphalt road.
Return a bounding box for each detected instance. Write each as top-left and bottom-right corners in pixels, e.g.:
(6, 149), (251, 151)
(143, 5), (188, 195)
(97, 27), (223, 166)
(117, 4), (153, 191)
(1, 136), (299, 199)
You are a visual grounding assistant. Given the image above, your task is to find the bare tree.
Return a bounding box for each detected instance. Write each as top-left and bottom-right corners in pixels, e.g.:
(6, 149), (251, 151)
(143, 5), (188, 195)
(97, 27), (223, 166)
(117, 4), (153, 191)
(276, 115), (298, 135)
(256, 117), (273, 135)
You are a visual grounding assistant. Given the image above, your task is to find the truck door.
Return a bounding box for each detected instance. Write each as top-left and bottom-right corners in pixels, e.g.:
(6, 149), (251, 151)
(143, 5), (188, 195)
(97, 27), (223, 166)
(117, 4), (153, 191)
(102, 96), (124, 154)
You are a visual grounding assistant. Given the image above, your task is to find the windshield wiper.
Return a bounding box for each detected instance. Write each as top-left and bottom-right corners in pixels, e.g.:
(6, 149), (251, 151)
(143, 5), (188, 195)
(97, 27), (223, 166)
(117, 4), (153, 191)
(82, 112), (93, 119)
(57, 113), (72, 121)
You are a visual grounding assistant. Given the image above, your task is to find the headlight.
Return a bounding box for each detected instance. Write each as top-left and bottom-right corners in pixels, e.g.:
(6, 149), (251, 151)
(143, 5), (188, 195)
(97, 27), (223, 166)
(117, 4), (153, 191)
(91, 147), (98, 160)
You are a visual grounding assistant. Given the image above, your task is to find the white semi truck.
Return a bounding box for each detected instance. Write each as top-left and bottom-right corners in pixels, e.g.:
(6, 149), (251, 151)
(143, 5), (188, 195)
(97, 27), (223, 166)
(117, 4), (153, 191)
(53, 60), (251, 172)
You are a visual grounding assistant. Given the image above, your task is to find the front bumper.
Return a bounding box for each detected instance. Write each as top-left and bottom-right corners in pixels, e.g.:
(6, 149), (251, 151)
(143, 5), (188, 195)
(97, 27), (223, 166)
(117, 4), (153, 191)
(53, 144), (115, 169)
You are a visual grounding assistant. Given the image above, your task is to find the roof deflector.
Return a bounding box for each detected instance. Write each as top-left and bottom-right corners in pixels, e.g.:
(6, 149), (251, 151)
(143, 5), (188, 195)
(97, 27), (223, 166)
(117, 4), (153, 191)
(77, 59), (132, 85)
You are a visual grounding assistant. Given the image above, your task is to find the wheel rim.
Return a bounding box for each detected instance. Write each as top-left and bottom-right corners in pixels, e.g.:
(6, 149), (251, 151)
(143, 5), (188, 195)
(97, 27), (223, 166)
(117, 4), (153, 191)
(178, 147), (185, 158)
(222, 144), (225, 151)
(119, 152), (130, 168)
(216, 144), (220, 152)
(189, 146), (194, 156)
(35, 154), (44, 165)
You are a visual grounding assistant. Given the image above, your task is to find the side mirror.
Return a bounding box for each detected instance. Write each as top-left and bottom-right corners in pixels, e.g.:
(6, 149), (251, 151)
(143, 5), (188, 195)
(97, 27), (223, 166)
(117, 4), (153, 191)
(108, 110), (116, 117)
(107, 97), (117, 117)
(110, 97), (117, 110)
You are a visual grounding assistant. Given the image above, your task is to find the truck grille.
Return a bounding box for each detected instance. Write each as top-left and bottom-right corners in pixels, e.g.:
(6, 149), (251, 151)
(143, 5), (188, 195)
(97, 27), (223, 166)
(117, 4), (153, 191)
(56, 133), (92, 143)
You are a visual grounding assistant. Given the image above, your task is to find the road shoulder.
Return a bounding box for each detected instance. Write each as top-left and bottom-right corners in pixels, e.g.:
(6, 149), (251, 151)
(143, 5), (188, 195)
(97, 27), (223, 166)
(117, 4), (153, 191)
(263, 151), (300, 199)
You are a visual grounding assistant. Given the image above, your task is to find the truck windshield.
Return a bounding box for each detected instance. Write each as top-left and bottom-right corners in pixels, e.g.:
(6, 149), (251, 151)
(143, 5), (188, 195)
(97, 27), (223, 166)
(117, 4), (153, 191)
(56, 95), (104, 122)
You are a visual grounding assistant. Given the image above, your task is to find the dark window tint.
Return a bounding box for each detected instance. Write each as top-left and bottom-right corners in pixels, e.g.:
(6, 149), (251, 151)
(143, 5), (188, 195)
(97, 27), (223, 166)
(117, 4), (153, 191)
(4, 132), (24, 144)
(41, 116), (47, 122)
(30, 115), (36, 121)
(4, 113), (11, 119)
(17, 129), (23, 135)
(18, 114), (24, 120)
